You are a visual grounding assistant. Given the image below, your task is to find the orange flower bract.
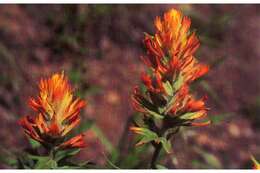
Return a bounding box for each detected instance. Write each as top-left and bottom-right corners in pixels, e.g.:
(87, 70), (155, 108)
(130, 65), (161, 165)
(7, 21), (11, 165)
(19, 72), (86, 149)
(131, 8), (210, 138)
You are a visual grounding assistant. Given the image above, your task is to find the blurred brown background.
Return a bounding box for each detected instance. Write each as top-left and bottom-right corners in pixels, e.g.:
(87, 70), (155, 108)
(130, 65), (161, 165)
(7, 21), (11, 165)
(0, 4), (259, 168)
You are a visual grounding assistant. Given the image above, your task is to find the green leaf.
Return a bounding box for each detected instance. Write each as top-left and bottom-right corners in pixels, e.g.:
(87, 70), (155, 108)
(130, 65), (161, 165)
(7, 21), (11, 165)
(195, 147), (222, 168)
(27, 154), (57, 169)
(76, 120), (94, 134)
(91, 124), (119, 165)
(0, 157), (17, 167)
(77, 160), (93, 168)
(103, 153), (120, 169)
(146, 109), (164, 119)
(84, 86), (103, 96)
(54, 148), (81, 161)
(159, 137), (172, 154)
(172, 74), (184, 92)
(156, 164), (168, 169)
(191, 159), (208, 168)
(133, 128), (158, 145)
(203, 153), (221, 168)
(209, 113), (231, 124)
(58, 166), (72, 169)
(119, 145), (149, 169)
(58, 160), (94, 169)
(58, 165), (82, 169)
(27, 154), (48, 160)
(28, 138), (41, 149)
(161, 94), (177, 114)
(135, 128), (159, 146)
(0, 147), (18, 167)
(69, 69), (81, 84)
(140, 83), (148, 94)
(136, 95), (164, 119)
(162, 81), (173, 96)
(33, 156), (57, 169)
(133, 113), (145, 127)
(180, 112), (201, 120)
(91, 124), (115, 153)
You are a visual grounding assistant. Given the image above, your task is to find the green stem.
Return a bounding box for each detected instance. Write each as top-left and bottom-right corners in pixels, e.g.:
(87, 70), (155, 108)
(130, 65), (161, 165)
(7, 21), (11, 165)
(150, 143), (162, 169)
(48, 146), (57, 160)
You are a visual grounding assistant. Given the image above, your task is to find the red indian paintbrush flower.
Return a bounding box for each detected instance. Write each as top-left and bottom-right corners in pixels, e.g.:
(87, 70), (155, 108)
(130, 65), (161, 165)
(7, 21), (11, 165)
(19, 72), (86, 149)
(131, 9), (210, 148)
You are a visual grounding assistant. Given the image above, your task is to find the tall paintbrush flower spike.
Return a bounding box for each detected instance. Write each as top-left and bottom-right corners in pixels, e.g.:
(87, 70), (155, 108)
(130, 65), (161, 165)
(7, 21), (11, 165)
(19, 72), (86, 149)
(132, 8), (210, 139)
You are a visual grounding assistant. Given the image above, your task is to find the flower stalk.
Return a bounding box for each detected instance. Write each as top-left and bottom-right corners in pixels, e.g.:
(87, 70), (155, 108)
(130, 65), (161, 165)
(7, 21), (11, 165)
(150, 143), (162, 169)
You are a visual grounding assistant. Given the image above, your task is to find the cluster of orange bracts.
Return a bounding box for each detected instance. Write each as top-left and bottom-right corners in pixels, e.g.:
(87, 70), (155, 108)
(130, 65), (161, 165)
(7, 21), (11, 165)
(19, 72), (86, 150)
(131, 8), (210, 132)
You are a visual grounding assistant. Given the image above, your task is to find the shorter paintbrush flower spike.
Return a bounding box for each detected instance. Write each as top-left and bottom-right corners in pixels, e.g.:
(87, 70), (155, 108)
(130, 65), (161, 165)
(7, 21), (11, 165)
(19, 72), (86, 149)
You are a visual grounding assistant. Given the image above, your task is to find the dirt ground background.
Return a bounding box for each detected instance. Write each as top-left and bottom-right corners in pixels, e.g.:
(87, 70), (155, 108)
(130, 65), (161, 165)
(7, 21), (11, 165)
(0, 4), (259, 169)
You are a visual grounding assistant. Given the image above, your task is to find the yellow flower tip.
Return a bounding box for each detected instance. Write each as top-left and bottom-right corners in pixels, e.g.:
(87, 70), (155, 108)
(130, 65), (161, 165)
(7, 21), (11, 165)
(154, 16), (162, 32)
(251, 155), (260, 169)
(168, 8), (182, 18)
(129, 127), (143, 135)
(162, 8), (182, 25)
(191, 120), (211, 127)
(129, 126), (139, 131)
(19, 72), (86, 149)
(135, 141), (145, 147)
